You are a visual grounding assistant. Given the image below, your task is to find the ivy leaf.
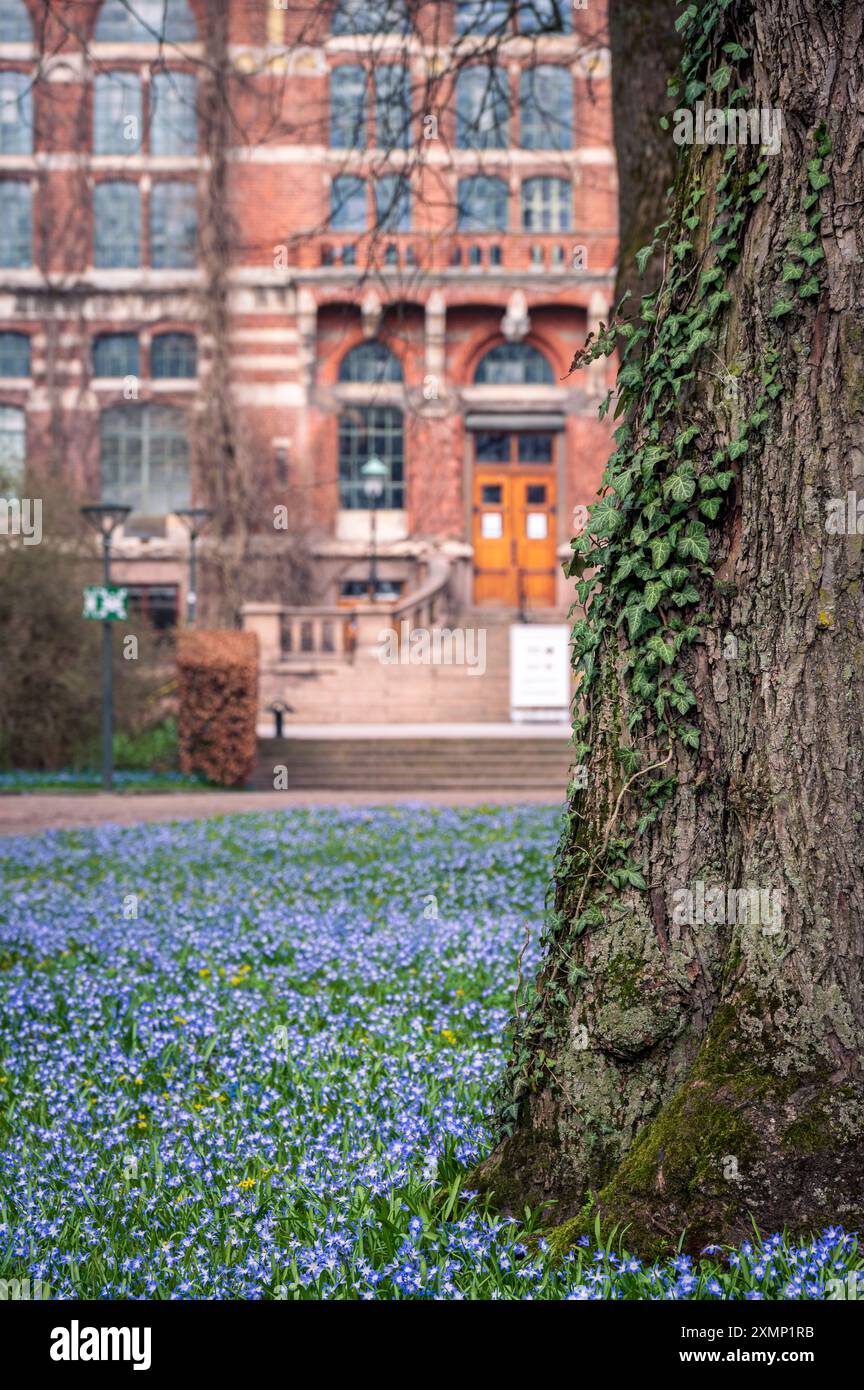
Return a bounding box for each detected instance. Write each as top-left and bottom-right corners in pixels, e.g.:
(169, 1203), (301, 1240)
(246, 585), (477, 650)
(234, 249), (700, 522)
(798, 275), (821, 298)
(672, 240), (694, 262)
(643, 579), (667, 611)
(649, 534), (674, 569)
(780, 261), (803, 282)
(664, 472), (697, 504)
(677, 522), (710, 563)
(670, 584), (701, 607)
(808, 168), (830, 191)
(800, 245), (825, 266)
(769, 297), (795, 319)
(722, 41), (749, 60)
(675, 4), (697, 33)
(728, 437), (749, 460)
(591, 494), (622, 536)
(679, 724), (701, 751)
(714, 470), (736, 490)
(635, 243), (655, 275)
(699, 496), (724, 520)
(711, 65), (732, 91)
(625, 602), (648, 641)
(648, 633), (676, 665)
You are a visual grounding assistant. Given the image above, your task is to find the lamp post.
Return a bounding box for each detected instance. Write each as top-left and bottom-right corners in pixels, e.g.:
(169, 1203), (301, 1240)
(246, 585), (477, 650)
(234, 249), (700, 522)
(81, 503), (131, 791)
(175, 507), (212, 627)
(360, 456), (387, 602)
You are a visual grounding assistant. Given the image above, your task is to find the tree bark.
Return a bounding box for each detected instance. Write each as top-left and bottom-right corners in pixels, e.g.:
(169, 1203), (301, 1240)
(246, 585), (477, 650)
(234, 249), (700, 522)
(479, 0), (864, 1254)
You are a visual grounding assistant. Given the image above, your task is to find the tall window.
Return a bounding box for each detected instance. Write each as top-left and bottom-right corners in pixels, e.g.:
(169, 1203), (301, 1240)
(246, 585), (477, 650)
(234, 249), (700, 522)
(457, 175), (508, 231)
(94, 1), (197, 43)
(338, 406), (404, 509)
(456, 1), (509, 34)
(100, 405), (190, 515)
(520, 66), (572, 150)
(94, 182), (140, 267)
(375, 64), (411, 149)
(474, 342), (555, 385)
(0, 0), (32, 41)
(375, 175), (410, 232)
(338, 341), (402, 384)
(151, 71), (197, 155)
(0, 181), (31, 267)
(521, 176), (572, 231)
(331, 175), (367, 232)
(0, 405), (25, 492)
(332, 0), (409, 35)
(93, 333), (139, 378)
(0, 332), (30, 377)
(93, 73), (143, 155)
(0, 71), (32, 155)
(330, 65), (367, 149)
(152, 332), (196, 378)
(517, 0), (572, 33)
(150, 182), (197, 268)
(456, 67), (509, 149)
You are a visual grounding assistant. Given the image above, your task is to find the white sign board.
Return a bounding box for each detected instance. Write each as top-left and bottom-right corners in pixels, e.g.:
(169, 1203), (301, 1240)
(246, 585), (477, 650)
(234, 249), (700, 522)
(509, 624), (570, 723)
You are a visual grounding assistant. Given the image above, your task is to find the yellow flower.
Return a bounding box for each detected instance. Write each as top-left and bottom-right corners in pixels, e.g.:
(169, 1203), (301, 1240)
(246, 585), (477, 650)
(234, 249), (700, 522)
(440, 1028), (457, 1045)
(237, 1177), (255, 1190)
(198, 968), (211, 978)
(173, 1015), (187, 1026)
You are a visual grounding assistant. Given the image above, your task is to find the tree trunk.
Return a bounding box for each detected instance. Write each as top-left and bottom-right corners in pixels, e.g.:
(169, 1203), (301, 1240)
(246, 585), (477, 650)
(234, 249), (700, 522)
(479, 0), (864, 1254)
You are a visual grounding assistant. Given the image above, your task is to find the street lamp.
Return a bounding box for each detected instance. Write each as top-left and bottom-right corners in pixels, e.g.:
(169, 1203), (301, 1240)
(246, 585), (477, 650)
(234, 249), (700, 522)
(80, 503), (131, 791)
(360, 456), (387, 602)
(175, 507), (212, 627)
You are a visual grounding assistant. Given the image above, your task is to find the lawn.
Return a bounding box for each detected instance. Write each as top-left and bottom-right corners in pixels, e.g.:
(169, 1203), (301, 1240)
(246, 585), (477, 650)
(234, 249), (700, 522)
(0, 806), (858, 1299)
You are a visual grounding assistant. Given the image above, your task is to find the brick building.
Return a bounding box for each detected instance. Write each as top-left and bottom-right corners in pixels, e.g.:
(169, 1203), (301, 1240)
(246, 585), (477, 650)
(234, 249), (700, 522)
(0, 0), (618, 720)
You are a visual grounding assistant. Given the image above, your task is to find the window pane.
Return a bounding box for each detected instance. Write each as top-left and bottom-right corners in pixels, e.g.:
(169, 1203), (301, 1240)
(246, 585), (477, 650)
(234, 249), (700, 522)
(375, 64), (411, 149)
(475, 431), (509, 462)
(0, 71), (32, 155)
(331, 176), (367, 232)
(330, 65), (366, 149)
(0, 404), (25, 491)
(332, 0), (409, 35)
(150, 71), (197, 155)
(456, 1), (509, 34)
(100, 404), (190, 515)
(0, 181), (31, 267)
(93, 73), (142, 155)
(521, 176), (572, 232)
(456, 66), (509, 149)
(339, 341), (402, 383)
(93, 333), (139, 377)
(520, 66), (572, 150)
(150, 182), (197, 267)
(0, 331), (30, 376)
(94, 182), (140, 267)
(95, 1), (197, 43)
(0, 0), (32, 41)
(375, 174), (410, 232)
(518, 0), (572, 33)
(152, 332), (197, 378)
(519, 433), (554, 462)
(457, 175), (508, 231)
(338, 405), (404, 509)
(475, 343), (555, 385)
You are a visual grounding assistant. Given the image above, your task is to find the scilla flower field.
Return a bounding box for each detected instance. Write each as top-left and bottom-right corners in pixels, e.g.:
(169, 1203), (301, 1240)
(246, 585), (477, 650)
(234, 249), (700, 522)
(0, 807), (859, 1301)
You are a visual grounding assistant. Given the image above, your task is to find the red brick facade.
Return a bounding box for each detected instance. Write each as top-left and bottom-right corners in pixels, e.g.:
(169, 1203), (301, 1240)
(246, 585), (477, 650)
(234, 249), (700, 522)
(0, 0), (618, 619)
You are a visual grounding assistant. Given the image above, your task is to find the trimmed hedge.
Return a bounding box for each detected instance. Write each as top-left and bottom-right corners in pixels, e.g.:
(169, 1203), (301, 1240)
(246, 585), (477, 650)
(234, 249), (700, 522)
(176, 630), (258, 787)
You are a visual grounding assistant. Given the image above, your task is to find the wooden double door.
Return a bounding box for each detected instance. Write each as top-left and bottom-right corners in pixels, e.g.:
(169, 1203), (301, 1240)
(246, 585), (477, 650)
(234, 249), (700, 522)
(472, 429), (557, 608)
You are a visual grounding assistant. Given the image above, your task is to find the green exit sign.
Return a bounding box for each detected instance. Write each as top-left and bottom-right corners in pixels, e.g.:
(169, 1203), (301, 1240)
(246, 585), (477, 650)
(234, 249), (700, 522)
(83, 585), (128, 621)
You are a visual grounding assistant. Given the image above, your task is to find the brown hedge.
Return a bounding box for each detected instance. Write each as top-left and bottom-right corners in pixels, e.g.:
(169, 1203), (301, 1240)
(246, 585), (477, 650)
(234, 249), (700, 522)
(176, 630), (259, 787)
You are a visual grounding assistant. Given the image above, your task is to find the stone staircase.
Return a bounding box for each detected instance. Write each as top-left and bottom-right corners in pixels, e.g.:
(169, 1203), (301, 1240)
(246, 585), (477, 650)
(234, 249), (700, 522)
(249, 731), (574, 792)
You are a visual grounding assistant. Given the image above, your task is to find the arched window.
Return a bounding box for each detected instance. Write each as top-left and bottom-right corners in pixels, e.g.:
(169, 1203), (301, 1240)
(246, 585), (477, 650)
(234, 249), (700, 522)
(0, 0), (32, 42)
(332, 0), (408, 35)
(521, 176), (572, 232)
(338, 340), (402, 384)
(94, 1), (197, 43)
(100, 405), (190, 515)
(93, 333), (139, 378)
(520, 66), (572, 150)
(0, 72), (32, 155)
(152, 332), (196, 378)
(330, 65), (367, 149)
(338, 405), (404, 509)
(456, 66), (509, 149)
(0, 405), (25, 492)
(0, 332), (30, 377)
(517, 0), (572, 33)
(0, 181), (32, 267)
(457, 175), (508, 231)
(474, 342), (554, 386)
